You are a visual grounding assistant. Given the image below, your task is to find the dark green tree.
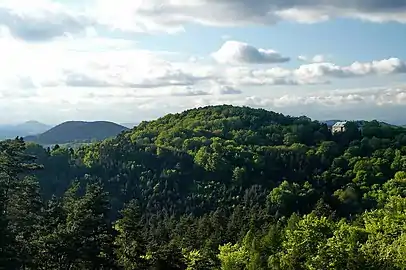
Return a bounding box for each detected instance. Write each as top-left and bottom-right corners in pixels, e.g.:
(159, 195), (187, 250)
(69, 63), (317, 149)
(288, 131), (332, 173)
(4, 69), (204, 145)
(114, 200), (148, 269)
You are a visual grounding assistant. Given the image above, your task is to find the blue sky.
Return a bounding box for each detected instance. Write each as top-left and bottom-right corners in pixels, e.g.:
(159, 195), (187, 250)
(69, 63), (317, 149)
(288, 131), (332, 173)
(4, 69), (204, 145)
(136, 20), (406, 65)
(0, 0), (406, 124)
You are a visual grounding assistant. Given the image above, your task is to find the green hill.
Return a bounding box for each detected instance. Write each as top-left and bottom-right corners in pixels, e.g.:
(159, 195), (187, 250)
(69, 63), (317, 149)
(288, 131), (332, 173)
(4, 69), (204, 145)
(24, 121), (128, 145)
(3, 105), (406, 269)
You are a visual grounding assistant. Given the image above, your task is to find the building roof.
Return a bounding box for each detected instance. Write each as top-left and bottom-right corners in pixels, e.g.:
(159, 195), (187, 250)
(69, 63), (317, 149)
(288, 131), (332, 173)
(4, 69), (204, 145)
(333, 121), (347, 127)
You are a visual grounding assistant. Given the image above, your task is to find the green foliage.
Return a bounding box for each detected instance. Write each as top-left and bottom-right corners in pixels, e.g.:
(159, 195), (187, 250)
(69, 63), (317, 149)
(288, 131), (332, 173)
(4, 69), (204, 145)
(183, 249), (212, 270)
(1, 105), (406, 269)
(114, 200), (148, 269)
(218, 243), (249, 270)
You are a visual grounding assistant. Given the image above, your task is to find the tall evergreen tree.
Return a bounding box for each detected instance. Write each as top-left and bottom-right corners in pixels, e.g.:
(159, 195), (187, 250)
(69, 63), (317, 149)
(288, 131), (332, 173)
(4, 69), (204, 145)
(114, 200), (148, 269)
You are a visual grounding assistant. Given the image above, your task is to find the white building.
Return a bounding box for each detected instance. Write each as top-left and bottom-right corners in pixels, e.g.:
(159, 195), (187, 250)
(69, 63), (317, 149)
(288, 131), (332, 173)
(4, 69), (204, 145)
(332, 121), (347, 133)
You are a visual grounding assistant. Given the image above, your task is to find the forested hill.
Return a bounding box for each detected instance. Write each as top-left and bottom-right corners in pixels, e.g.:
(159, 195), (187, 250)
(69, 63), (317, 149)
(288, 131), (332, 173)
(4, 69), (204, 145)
(2, 105), (406, 269)
(24, 120), (128, 145)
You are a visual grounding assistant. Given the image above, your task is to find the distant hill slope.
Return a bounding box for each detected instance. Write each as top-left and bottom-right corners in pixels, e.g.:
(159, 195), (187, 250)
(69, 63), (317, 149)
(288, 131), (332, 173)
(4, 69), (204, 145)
(120, 122), (140, 129)
(24, 121), (128, 145)
(322, 119), (399, 128)
(15, 120), (51, 134)
(0, 121), (51, 139)
(321, 120), (343, 127)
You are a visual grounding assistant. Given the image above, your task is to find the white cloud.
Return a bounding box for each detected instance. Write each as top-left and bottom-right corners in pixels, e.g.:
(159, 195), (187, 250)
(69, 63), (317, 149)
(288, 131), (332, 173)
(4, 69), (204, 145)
(298, 54), (328, 63)
(298, 56), (308, 62)
(168, 84), (241, 96)
(243, 86), (406, 108)
(0, 30), (404, 95)
(0, 33), (214, 91)
(0, 0), (96, 40)
(89, 0), (406, 33)
(2, 78), (406, 125)
(60, 64), (206, 89)
(210, 84), (242, 95)
(0, 33), (247, 106)
(212, 41), (290, 65)
(294, 58), (406, 81)
(0, 0), (406, 41)
(221, 67), (300, 86)
(0, 11), (405, 126)
(169, 87), (210, 97)
(275, 8), (330, 23)
(219, 58), (406, 86)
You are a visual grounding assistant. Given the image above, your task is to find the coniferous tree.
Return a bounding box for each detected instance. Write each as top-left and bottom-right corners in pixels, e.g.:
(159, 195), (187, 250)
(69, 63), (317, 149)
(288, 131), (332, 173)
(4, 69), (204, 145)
(114, 199), (149, 269)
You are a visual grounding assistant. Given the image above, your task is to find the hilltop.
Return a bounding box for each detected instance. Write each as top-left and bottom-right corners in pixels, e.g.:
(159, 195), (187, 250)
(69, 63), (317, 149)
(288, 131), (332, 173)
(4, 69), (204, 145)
(24, 121), (128, 145)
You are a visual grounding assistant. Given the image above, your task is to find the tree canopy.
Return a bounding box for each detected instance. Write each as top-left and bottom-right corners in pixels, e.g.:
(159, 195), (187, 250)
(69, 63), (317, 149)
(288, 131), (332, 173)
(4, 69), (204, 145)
(2, 105), (406, 269)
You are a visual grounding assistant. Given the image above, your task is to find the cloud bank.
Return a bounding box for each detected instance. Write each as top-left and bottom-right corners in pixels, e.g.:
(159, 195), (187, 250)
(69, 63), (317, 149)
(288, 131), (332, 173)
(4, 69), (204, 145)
(0, 0), (405, 125)
(1, 0), (406, 40)
(221, 58), (406, 86)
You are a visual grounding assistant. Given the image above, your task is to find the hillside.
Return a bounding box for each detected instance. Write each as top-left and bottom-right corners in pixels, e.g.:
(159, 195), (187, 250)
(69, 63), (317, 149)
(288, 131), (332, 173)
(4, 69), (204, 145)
(3, 105), (406, 269)
(24, 121), (128, 145)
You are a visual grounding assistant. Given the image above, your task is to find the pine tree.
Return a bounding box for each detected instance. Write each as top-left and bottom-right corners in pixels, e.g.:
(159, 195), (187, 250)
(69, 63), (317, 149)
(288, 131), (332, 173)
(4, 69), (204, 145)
(7, 176), (44, 269)
(0, 138), (42, 269)
(114, 199), (149, 269)
(63, 181), (117, 269)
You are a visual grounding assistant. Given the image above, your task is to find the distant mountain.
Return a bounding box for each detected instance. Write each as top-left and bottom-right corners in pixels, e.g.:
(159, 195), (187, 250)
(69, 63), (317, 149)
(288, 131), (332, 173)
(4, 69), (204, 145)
(120, 122), (139, 129)
(15, 121), (51, 134)
(24, 121), (129, 145)
(0, 121), (51, 140)
(321, 120), (343, 127)
(322, 119), (401, 128)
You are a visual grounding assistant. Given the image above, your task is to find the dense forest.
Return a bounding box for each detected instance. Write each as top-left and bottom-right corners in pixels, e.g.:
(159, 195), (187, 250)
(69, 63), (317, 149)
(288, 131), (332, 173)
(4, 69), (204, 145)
(1, 105), (406, 269)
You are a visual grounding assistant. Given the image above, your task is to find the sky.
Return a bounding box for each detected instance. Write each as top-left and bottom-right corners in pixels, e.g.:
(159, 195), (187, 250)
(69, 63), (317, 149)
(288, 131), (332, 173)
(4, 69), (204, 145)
(1, 0), (406, 125)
